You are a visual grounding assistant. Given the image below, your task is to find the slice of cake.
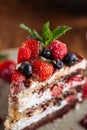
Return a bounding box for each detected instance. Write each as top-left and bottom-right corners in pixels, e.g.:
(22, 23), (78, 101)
(4, 22), (87, 130)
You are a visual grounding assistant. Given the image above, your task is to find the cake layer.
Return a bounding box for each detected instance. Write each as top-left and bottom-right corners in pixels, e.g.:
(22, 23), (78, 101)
(11, 56), (87, 97)
(17, 74), (86, 112)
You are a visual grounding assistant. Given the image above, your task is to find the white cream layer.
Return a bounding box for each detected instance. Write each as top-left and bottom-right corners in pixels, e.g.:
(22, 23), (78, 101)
(12, 100), (67, 130)
(18, 77), (86, 112)
(12, 92), (82, 130)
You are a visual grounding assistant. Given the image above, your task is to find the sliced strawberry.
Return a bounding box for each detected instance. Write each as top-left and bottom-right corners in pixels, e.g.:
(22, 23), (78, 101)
(51, 85), (63, 97)
(82, 81), (87, 99)
(0, 60), (16, 82)
(66, 75), (82, 87)
(23, 39), (40, 59)
(66, 94), (77, 103)
(17, 46), (31, 63)
(33, 60), (54, 81)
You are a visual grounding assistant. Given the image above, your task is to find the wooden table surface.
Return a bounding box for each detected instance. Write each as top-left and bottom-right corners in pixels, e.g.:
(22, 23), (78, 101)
(0, 1), (87, 57)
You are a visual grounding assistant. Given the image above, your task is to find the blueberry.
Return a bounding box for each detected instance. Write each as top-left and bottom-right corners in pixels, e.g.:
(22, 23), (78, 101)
(17, 61), (32, 77)
(53, 60), (63, 69)
(63, 52), (78, 66)
(41, 48), (52, 59)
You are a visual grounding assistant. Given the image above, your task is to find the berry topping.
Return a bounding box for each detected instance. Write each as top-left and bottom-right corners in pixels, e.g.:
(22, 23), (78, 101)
(23, 39), (40, 59)
(82, 81), (87, 99)
(66, 75), (82, 87)
(80, 115), (87, 129)
(18, 46), (31, 63)
(0, 60), (16, 83)
(41, 48), (52, 59)
(12, 70), (26, 83)
(53, 59), (63, 69)
(33, 60), (54, 81)
(17, 62), (32, 77)
(51, 85), (63, 97)
(50, 40), (67, 60)
(63, 52), (78, 66)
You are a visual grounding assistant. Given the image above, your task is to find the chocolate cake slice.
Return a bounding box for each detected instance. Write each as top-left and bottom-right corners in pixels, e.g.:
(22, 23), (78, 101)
(4, 22), (87, 130)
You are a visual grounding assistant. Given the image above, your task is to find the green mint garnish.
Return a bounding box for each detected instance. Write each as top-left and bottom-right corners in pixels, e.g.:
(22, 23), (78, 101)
(20, 22), (71, 46)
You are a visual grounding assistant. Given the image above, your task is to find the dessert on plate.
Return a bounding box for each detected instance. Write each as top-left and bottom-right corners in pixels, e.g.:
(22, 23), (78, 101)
(4, 22), (87, 130)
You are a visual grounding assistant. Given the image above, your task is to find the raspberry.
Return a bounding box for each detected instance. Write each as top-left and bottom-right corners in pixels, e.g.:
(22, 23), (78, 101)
(33, 60), (54, 81)
(0, 60), (16, 83)
(82, 81), (87, 99)
(17, 46), (31, 63)
(12, 70), (26, 83)
(23, 39), (40, 59)
(50, 40), (67, 60)
(51, 85), (63, 97)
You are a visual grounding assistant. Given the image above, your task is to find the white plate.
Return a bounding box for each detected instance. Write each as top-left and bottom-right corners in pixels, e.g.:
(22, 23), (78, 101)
(0, 48), (87, 130)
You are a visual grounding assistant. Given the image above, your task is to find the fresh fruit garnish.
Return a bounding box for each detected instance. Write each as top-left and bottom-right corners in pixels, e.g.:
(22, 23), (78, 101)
(51, 85), (63, 97)
(12, 70), (26, 83)
(41, 48), (52, 59)
(66, 75), (82, 87)
(18, 46), (31, 63)
(0, 60), (16, 83)
(23, 39), (40, 59)
(63, 52), (78, 66)
(20, 22), (71, 46)
(50, 40), (67, 60)
(17, 61), (32, 77)
(33, 60), (54, 81)
(53, 59), (63, 69)
(80, 115), (87, 129)
(82, 81), (87, 99)
(66, 94), (77, 103)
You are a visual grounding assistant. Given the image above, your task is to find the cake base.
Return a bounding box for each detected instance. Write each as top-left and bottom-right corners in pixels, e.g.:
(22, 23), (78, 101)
(23, 100), (77, 130)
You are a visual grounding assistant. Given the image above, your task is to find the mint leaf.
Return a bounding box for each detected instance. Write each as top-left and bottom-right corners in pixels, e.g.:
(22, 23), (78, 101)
(45, 26), (71, 45)
(42, 22), (52, 44)
(20, 23), (42, 41)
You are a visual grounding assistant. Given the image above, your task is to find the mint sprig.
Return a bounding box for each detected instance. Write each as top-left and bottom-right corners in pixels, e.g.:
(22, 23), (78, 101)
(20, 23), (43, 41)
(20, 22), (71, 46)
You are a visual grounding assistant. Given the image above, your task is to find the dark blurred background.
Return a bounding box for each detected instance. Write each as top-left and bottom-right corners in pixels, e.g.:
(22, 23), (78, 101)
(0, 0), (87, 57)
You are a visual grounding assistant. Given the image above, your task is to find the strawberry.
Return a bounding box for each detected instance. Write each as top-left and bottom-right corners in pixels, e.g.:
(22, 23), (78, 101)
(50, 40), (67, 60)
(11, 70), (26, 95)
(66, 75), (82, 87)
(17, 46), (31, 63)
(66, 94), (77, 103)
(12, 70), (26, 83)
(0, 60), (16, 83)
(82, 81), (87, 99)
(23, 39), (40, 59)
(33, 60), (54, 81)
(51, 85), (63, 97)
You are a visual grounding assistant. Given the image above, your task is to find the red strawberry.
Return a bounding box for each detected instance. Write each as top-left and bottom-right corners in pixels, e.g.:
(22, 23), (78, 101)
(50, 40), (67, 60)
(82, 81), (87, 99)
(66, 94), (77, 103)
(18, 46), (31, 63)
(51, 85), (63, 97)
(23, 39), (40, 59)
(12, 70), (26, 83)
(0, 60), (16, 83)
(66, 75), (82, 87)
(11, 71), (26, 95)
(33, 60), (54, 81)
